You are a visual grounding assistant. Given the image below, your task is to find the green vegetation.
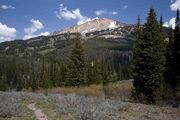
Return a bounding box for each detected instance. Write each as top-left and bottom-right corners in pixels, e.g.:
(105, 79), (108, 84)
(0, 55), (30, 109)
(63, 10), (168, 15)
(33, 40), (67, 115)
(132, 8), (166, 103)
(132, 8), (180, 104)
(64, 37), (87, 86)
(0, 35), (132, 90)
(173, 9), (180, 90)
(0, 91), (179, 120)
(0, 7), (179, 108)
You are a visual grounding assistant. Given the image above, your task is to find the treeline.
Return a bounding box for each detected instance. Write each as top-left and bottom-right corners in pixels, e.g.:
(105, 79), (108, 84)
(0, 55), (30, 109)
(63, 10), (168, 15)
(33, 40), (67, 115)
(0, 38), (131, 91)
(132, 8), (180, 103)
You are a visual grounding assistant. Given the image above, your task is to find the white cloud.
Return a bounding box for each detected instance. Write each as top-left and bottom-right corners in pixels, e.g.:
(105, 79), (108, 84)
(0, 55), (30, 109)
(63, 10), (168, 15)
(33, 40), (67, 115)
(163, 17), (176, 29)
(1, 5), (15, 10)
(109, 11), (118, 15)
(23, 31), (50, 40)
(23, 34), (34, 40)
(123, 5), (128, 9)
(0, 22), (16, 42)
(171, 0), (174, 3)
(55, 4), (91, 25)
(163, 22), (169, 28)
(95, 9), (118, 16)
(23, 19), (49, 39)
(40, 32), (50, 36)
(95, 10), (107, 16)
(24, 19), (44, 35)
(170, 0), (180, 11)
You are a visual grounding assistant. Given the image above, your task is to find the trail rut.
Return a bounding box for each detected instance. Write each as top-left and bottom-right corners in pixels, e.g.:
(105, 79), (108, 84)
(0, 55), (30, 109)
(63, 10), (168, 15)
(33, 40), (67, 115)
(27, 103), (48, 120)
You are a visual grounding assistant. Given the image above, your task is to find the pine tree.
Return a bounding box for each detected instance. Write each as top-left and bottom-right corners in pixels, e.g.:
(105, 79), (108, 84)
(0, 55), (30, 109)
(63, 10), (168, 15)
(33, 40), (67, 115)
(0, 74), (8, 91)
(117, 64), (123, 81)
(164, 27), (175, 88)
(64, 37), (87, 87)
(132, 8), (166, 103)
(87, 61), (94, 86)
(102, 62), (111, 85)
(160, 16), (163, 32)
(94, 60), (103, 84)
(173, 9), (180, 90)
(50, 63), (56, 86)
(54, 62), (63, 86)
(31, 72), (38, 91)
(42, 66), (51, 89)
(132, 16), (143, 100)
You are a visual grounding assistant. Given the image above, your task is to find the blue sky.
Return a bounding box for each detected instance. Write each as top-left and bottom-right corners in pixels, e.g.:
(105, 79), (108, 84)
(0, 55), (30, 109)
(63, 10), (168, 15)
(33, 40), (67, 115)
(0, 0), (179, 42)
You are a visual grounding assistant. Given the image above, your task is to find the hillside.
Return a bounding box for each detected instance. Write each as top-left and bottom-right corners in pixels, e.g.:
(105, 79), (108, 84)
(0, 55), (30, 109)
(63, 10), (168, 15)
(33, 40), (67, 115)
(0, 18), (135, 59)
(0, 18), (170, 83)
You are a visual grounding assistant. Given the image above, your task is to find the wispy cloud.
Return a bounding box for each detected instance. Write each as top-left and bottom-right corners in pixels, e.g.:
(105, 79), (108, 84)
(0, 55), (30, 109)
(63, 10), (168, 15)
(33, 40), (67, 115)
(0, 22), (16, 42)
(123, 5), (128, 9)
(109, 11), (118, 15)
(170, 0), (180, 11)
(23, 19), (49, 39)
(1, 5), (15, 10)
(95, 9), (118, 16)
(95, 10), (107, 16)
(55, 4), (91, 25)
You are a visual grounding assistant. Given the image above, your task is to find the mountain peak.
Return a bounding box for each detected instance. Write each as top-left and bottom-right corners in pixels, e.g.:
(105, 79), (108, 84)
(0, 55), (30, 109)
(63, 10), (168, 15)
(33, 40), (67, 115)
(54, 18), (122, 36)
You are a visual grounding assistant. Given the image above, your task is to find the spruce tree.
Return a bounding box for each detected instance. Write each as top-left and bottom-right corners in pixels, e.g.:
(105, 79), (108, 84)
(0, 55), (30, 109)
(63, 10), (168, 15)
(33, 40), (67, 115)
(132, 8), (166, 103)
(173, 9), (180, 90)
(94, 60), (103, 84)
(160, 16), (163, 32)
(0, 74), (8, 91)
(31, 72), (38, 91)
(87, 61), (94, 86)
(102, 62), (111, 85)
(164, 27), (175, 88)
(132, 16), (143, 100)
(42, 67), (51, 89)
(64, 37), (87, 87)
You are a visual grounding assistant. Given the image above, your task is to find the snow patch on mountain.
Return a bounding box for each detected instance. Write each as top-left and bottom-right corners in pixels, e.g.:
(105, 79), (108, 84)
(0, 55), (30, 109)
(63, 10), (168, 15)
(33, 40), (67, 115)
(55, 18), (122, 36)
(108, 22), (118, 29)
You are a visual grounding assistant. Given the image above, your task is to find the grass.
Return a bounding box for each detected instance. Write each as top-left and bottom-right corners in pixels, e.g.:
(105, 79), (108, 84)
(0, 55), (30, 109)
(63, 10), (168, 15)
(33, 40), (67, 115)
(0, 92), (36, 120)
(0, 80), (179, 120)
(36, 101), (66, 120)
(35, 80), (133, 102)
(103, 80), (133, 101)
(26, 92), (180, 120)
(36, 84), (103, 97)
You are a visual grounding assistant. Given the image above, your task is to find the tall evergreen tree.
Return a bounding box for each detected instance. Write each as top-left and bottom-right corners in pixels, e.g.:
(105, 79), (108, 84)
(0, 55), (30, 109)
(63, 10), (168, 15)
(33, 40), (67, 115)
(173, 9), (180, 90)
(160, 16), (163, 32)
(31, 72), (38, 91)
(132, 16), (143, 100)
(164, 27), (175, 88)
(0, 74), (8, 91)
(132, 8), (166, 103)
(64, 37), (87, 87)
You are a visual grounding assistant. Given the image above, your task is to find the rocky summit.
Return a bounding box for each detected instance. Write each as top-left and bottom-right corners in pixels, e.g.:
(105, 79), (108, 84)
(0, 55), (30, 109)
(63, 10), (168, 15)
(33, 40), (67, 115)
(54, 18), (122, 35)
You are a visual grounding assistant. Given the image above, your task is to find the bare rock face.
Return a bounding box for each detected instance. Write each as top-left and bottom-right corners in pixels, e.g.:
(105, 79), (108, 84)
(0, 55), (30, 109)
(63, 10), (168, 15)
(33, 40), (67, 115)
(54, 18), (122, 36)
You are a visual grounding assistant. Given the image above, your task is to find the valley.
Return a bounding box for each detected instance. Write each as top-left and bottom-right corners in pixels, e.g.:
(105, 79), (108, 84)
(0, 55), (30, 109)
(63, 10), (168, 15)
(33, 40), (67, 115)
(0, 1), (180, 119)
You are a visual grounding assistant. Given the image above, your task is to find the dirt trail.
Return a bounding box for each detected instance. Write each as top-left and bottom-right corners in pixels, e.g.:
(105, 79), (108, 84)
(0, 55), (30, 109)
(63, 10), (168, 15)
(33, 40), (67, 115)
(28, 103), (48, 120)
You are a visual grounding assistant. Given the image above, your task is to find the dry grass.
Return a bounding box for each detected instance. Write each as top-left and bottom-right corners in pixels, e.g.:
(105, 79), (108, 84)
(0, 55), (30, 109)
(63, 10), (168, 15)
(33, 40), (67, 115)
(120, 103), (180, 120)
(35, 80), (134, 101)
(0, 91), (179, 120)
(36, 84), (104, 97)
(103, 80), (133, 101)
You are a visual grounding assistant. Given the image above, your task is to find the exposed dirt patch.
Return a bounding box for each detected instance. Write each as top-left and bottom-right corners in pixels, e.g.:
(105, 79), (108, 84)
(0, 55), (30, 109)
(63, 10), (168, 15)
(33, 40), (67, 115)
(28, 103), (48, 120)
